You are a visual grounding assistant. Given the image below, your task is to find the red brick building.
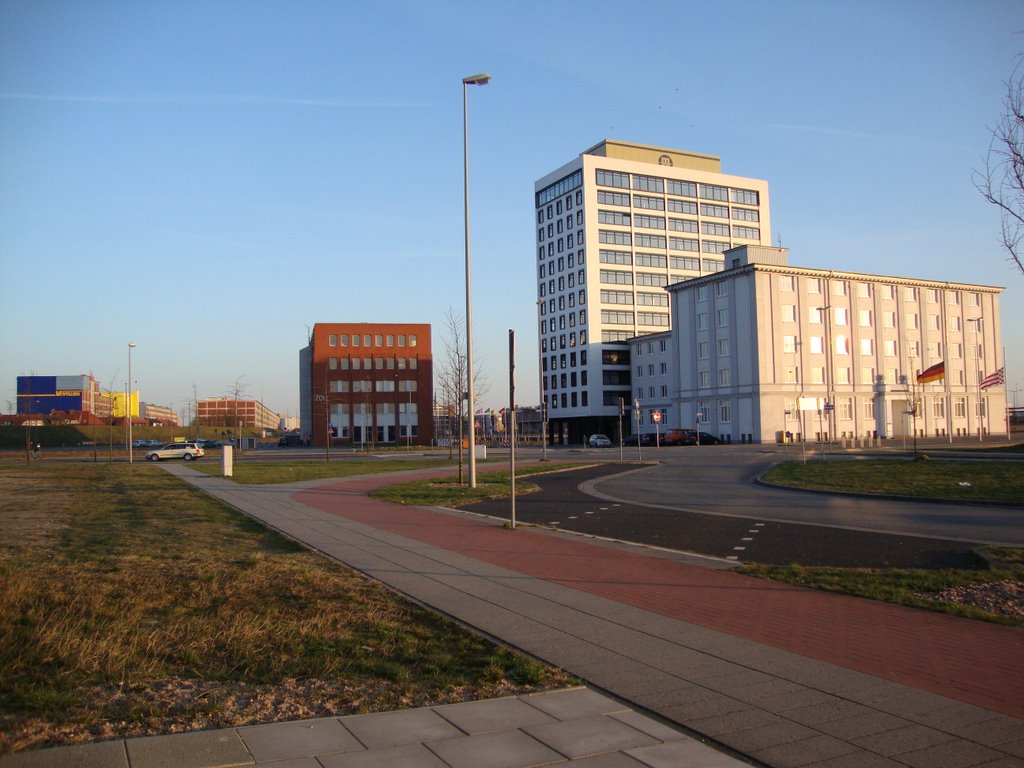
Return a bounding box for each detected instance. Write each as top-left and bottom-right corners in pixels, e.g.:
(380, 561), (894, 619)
(300, 323), (433, 447)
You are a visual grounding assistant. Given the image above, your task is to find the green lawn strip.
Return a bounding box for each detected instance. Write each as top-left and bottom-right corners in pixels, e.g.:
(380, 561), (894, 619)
(370, 464), (589, 508)
(0, 463), (574, 754)
(761, 458), (1024, 504)
(738, 555), (1024, 628)
(190, 458), (459, 484)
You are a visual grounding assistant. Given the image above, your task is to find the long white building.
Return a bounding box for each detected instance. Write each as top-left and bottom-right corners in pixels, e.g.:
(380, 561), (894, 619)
(534, 139), (772, 444)
(650, 245), (1007, 444)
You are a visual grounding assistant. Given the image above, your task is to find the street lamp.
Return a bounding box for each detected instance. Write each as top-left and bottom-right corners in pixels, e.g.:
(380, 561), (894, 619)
(128, 342), (136, 463)
(463, 71), (490, 488)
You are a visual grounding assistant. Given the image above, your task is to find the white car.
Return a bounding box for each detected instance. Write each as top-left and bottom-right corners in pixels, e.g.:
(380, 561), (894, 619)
(145, 442), (206, 462)
(588, 434), (612, 448)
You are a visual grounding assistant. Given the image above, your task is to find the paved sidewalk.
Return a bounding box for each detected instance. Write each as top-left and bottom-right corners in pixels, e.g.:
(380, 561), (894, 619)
(7, 463), (1023, 767)
(1, 687), (732, 768)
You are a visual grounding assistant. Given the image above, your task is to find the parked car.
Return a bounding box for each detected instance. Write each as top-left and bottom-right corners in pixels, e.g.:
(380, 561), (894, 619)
(623, 433), (657, 447)
(588, 433), (612, 448)
(204, 439), (224, 449)
(278, 434), (304, 447)
(144, 442), (206, 462)
(694, 432), (722, 445)
(661, 428), (696, 446)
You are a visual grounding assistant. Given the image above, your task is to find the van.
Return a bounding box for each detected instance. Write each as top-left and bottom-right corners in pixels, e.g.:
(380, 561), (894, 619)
(278, 434), (304, 447)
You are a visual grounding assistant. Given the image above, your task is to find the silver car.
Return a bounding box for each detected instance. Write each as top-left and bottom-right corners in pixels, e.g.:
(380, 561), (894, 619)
(144, 442), (206, 462)
(588, 434), (612, 448)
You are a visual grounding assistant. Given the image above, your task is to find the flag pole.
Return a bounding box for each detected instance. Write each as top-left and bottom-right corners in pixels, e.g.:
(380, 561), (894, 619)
(1004, 346), (1010, 440)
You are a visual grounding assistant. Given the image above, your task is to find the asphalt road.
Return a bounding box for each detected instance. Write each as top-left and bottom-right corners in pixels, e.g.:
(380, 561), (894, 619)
(462, 449), (1023, 569)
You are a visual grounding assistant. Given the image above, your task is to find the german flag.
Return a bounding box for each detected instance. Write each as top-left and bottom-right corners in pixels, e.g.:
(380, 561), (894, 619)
(916, 361), (945, 384)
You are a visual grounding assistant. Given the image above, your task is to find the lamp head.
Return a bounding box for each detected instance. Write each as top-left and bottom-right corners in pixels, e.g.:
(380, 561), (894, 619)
(463, 73), (491, 86)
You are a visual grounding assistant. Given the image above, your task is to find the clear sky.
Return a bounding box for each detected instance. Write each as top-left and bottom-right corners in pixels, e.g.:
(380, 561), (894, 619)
(2, 0), (1023, 419)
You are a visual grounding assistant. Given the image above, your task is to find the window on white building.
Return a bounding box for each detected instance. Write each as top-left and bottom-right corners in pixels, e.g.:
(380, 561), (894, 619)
(719, 400), (731, 422)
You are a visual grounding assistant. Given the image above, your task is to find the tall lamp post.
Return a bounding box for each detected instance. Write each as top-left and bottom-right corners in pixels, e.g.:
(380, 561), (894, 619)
(128, 342), (136, 463)
(463, 72), (490, 488)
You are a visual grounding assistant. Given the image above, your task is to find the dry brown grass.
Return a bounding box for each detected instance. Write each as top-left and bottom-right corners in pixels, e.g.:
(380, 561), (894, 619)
(0, 462), (573, 754)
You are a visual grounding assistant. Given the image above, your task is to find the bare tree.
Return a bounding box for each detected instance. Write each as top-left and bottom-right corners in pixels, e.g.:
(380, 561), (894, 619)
(975, 56), (1024, 276)
(225, 376), (248, 442)
(434, 308), (490, 484)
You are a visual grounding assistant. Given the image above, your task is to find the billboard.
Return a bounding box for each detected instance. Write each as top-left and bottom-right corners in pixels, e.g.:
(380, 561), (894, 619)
(17, 375), (87, 415)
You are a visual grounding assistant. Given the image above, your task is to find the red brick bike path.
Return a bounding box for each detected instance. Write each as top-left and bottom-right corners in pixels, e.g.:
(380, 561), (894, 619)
(294, 471), (1024, 721)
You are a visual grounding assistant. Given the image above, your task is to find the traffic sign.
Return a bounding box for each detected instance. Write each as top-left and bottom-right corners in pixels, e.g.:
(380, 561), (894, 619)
(652, 412), (662, 423)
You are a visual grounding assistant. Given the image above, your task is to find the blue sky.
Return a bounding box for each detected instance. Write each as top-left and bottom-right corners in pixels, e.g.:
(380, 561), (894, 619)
(2, 0), (1023, 419)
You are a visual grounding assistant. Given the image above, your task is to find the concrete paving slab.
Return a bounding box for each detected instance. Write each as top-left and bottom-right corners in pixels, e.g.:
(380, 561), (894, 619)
(523, 715), (659, 759)
(339, 708), (463, 750)
(748, 733), (861, 767)
(659, 691), (752, 723)
(433, 696), (558, 734)
(849, 723), (955, 757)
(245, 758), (320, 768)
(607, 710), (688, 743)
(521, 687), (629, 720)
(783, 699), (879, 727)
(895, 738), (1006, 768)
(684, 706), (785, 738)
(124, 729), (253, 768)
(561, 753), (647, 768)
(317, 742), (449, 768)
(946, 716), (1024, 746)
(626, 738), (753, 768)
(237, 717), (361, 762)
(810, 710), (912, 740)
(716, 721), (821, 754)
(423, 728), (563, 768)
(0, 740), (129, 768)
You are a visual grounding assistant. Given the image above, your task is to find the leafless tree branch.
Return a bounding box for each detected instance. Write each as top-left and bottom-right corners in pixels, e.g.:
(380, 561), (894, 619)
(974, 55), (1024, 276)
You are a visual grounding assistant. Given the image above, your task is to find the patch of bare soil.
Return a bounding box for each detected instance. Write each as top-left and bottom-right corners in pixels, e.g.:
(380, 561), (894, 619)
(924, 580), (1024, 618)
(1, 675), (571, 752)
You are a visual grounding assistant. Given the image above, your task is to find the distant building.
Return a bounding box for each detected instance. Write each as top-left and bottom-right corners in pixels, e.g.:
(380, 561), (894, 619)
(197, 398), (278, 430)
(104, 390), (138, 420)
(139, 402), (178, 426)
(300, 323), (433, 447)
(535, 139), (772, 443)
(17, 375), (108, 421)
(631, 245), (1007, 443)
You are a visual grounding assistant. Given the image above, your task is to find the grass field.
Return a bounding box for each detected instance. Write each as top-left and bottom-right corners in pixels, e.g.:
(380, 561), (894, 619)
(0, 462), (572, 755)
(761, 456), (1024, 504)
